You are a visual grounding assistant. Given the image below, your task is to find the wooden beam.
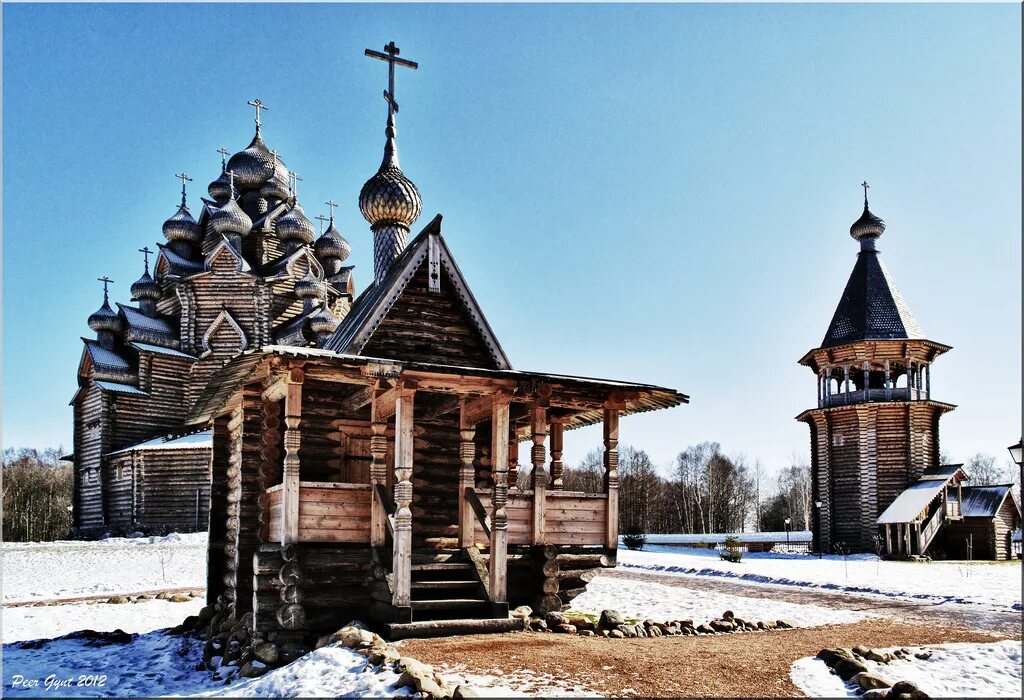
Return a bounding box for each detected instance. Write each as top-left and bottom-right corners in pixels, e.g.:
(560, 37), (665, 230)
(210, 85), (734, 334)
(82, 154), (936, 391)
(549, 418), (564, 490)
(392, 386), (416, 608)
(262, 374), (288, 403)
(460, 394), (495, 427)
(458, 399), (477, 548)
(489, 395), (511, 603)
(603, 407), (620, 550)
(369, 383), (389, 548)
(531, 404), (548, 545)
(281, 366), (304, 545)
(372, 387), (400, 422)
(338, 385), (375, 414)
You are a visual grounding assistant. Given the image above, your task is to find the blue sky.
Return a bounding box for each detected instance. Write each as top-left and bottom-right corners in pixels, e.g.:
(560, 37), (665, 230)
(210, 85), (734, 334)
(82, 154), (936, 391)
(3, 3), (1021, 476)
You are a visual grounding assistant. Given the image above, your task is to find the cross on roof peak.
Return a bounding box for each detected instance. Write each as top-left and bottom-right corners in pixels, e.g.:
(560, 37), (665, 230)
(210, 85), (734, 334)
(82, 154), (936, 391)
(364, 41), (418, 117)
(325, 199), (338, 222)
(861, 180), (870, 207)
(289, 170), (302, 197)
(315, 214), (330, 233)
(226, 169), (237, 199)
(247, 98), (269, 128)
(217, 147), (230, 171)
(97, 276), (114, 303)
(175, 172), (192, 208)
(138, 246), (154, 272)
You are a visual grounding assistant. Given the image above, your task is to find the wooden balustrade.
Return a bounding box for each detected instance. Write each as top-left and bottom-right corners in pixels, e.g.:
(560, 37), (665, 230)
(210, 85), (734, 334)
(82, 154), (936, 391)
(471, 489), (608, 549)
(268, 482), (372, 543)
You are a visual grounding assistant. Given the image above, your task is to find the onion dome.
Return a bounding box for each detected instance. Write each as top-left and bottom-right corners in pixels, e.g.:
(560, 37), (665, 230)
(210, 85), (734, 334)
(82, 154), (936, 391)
(314, 219), (351, 262)
(88, 298), (122, 334)
(130, 269), (161, 302)
(162, 204), (201, 245)
(850, 183), (885, 240)
(226, 127), (277, 191)
(308, 304), (340, 336)
(277, 201), (316, 246)
(208, 171), (231, 201)
(261, 169), (290, 203)
(294, 270), (322, 300)
(210, 195), (253, 238)
(358, 114), (423, 230)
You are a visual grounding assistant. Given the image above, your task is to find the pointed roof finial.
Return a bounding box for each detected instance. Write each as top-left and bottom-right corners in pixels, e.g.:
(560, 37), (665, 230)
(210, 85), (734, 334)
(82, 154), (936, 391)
(175, 172), (193, 209)
(97, 275), (114, 304)
(138, 246), (153, 273)
(325, 199), (338, 222)
(247, 98), (269, 132)
(861, 180), (870, 209)
(217, 147), (230, 171)
(315, 214), (330, 234)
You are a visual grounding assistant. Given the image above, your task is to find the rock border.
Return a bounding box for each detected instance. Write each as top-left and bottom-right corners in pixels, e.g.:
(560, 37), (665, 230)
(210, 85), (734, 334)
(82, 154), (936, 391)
(816, 645), (933, 699)
(517, 606), (796, 639)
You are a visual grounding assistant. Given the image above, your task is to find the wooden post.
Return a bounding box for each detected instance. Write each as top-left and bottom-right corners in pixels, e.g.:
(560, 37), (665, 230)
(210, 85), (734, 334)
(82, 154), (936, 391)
(392, 384), (416, 607)
(530, 404), (548, 545)
(508, 433), (519, 492)
(862, 361), (870, 401)
(458, 398), (477, 548)
(489, 395), (511, 603)
(369, 383), (388, 547)
(549, 418), (564, 490)
(281, 365), (303, 545)
(925, 363), (931, 399)
(884, 359), (891, 399)
(843, 366), (851, 400)
(884, 523), (892, 556)
(825, 367), (832, 405)
(603, 406), (620, 550)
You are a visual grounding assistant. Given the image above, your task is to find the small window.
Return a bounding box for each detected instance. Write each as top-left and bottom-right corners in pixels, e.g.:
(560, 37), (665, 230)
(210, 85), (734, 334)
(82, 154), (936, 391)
(833, 436), (845, 447)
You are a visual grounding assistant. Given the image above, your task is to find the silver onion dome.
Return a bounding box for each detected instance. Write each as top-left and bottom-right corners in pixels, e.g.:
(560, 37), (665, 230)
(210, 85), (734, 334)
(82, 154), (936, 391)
(88, 300), (123, 333)
(277, 201), (316, 246)
(130, 270), (161, 301)
(314, 220), (351, 262)
(261, 168), (290, 203)
(208, 171), (231, 201)
(294, 270), (322, 300)
(308, 304), (340, 336)
(210, 196), (253, 238)
(358, 115), (422, 229)
(226, 128), (277, 191)
(162, 205), (201, 245)
(850, 204), (886, 240)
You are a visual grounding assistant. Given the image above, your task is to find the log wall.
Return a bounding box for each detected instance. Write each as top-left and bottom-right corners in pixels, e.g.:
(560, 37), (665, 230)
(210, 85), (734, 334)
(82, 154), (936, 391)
(135, 447), (211, 532)
(103, 455), (135, 529)
(73, 384), (109, 531)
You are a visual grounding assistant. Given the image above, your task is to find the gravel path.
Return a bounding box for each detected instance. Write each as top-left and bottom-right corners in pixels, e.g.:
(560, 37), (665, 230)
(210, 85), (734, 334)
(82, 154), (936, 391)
(400, 620), (1011, 697)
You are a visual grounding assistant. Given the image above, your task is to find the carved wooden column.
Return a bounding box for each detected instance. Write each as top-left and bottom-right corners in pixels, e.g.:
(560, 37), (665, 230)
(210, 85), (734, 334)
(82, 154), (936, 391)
(862, 361), (870, 401)
(603, 406), (620, 549)
(549, 418), (564, 490)
(489, 394), (511, 603)
(392, 384), (416, 608)
(825, 367), (832, 405)
(925, 363), (931, 399)
(369, 383), (388, 548)
(458, 398), (477, 548)
(508, 431), (519, 492)
(281, 365), (303, 545)
(530, 404), (548, 545)
(884, 359), (892, 399)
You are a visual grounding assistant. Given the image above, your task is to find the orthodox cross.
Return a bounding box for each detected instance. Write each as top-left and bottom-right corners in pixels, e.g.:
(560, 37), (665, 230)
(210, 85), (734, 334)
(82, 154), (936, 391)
(290, 171), (303, 197)
(226, 169), (237, 199)
(217, 147), (230, 170)
(364, 41), (418, 116)
(138, 246), (153, 273)
(247, 98), (269, 127)
(315, 214), (330, 234)
(861, 180), (870, 206)
(97, 276), (114, 303)
(175, 172), (192, 208)
(325, 199), (338, 222)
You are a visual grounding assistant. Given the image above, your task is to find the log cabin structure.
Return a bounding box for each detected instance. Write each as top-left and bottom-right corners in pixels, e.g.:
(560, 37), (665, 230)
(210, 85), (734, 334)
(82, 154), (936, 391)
(71, 101), (357, 536)
(185, 43), (687, 641)
(796, 185), (957, 554)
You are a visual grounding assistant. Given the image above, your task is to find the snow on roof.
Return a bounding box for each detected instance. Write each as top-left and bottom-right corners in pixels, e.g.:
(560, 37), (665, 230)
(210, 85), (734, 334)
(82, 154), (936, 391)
(642, 531), (812, 544)
(94, 381), (147, 396)
(130, 342), (196, 359)
(960, 485), (1013, 518)
(84, 340), (131, 370)
(920, 464), (965, 481)
(117, 304), (175, 335)
(107, 430), (212, 456)
(877, 479), (946, 524)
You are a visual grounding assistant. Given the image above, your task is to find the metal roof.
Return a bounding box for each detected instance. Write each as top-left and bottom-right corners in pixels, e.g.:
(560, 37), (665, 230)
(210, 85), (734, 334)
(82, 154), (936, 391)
(156, 243), (204, 276)
(107, 430), (212, 456)
(130, 342), (195, 359)
(117, 304), (176, 336)
(94, 380), (148, 396)
(920, 464), (966, 481)
(822, 250), (925, 348)
(83, 340), (131, 371)
(960, 485), (1014, 518)
(877, 479), (946, 524)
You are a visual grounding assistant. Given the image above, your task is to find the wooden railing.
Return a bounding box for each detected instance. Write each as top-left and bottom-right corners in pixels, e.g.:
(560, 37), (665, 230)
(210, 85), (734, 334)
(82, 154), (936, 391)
(918, 506), (944, 554)
(466, 488), (491, 539)
(470, 489), (608, 548)
(268, 482), (371, 544)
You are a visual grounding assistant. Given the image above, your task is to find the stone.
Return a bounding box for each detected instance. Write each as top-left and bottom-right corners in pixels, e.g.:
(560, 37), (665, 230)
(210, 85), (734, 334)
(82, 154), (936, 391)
(368, 644), (401, 667)
(329, 626), (376, 649)
(397, 657), (450, 699)
(852, 672), (892, 691)
(914, 651), (932, 660)
(648, 626), (663, 637)
(709, 620), (735, 633)
(696, 624), (715, 634)
(598, 610), (626, 630)
(169, 594), (192, 603)
(512, 606), (533, 620)
(253, 642), (279, 665)
(453, 686), (482, 699)
(545, 611), (567, 627)
(619, 624), (637, 638)
(105, 595), (130, 604)
(238, 661), (267, 678)
(862, 689), (889, 699)
(889, 680), (920, 696)
(555, 624), (577, 635)
(609, 629), (625, 639)
(633, 624), (647, 638)
(533, 619), (548, 632)
(677, 619), (694, 629)
(578, 630), (595, 637)
(731, 617), (746, 628)
(136, 595), (152, 602)
(722, 610), (734, 620)
(568, 617), (596, 632)
(762, 620), (777, 630)
(853, 645), (872, 658)
(278, 642), (308, 665)
(156, 591), (173, 600)
(835, 658), (869, 681)
(866, 649), (889, 663)
(775, 620), (794, 629)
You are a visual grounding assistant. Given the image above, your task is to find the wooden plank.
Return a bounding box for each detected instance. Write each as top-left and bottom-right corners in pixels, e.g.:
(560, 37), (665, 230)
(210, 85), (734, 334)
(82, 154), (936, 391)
(547, 531), (607, 545)
(546, 520), (607, 535)
(298, 528), (370, 544)
(299, 501), (371, 517)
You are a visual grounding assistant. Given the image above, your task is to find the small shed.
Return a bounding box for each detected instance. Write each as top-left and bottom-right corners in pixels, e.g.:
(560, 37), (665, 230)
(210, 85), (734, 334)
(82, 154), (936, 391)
(941, 485), (1021, 561)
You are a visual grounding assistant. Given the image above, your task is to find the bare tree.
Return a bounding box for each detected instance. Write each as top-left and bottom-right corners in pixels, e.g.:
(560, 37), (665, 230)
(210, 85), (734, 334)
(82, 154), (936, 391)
(965, 453), (1004, 485)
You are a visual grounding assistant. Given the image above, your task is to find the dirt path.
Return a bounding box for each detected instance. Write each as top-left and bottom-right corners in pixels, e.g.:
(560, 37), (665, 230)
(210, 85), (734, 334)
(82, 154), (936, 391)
(604, 568), (1023, 637)
(400, 620), (1012, 697)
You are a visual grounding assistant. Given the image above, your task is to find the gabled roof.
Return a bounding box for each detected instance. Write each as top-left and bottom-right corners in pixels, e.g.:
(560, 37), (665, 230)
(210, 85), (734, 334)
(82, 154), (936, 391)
(821, 250), (925, 348)
(323, 215), (512, 370)
(107, 430), (212, 456)
(920, 464), (967, 481)
(117, 304), (176, 336)
(130, 342), (196, 359)
(155, 243), (204, 277)
(960, 485), (1017, 518)
(205, 237), (252, 273)
(877, 479), (947, 524)
(94, 380), (147, 396)
(262, 246), (322, 280)
(82, 339), (131, 371)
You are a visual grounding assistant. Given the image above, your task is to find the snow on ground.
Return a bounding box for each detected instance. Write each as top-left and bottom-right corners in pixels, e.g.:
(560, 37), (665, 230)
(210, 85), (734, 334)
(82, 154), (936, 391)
(2, 533), (206, 602)
(423, 664), (597, 697)
(790, 641), (1023, 698)
(568, 575), (867, 628)
(2, 599), (410, 698)
(620, 545), (1023, 613)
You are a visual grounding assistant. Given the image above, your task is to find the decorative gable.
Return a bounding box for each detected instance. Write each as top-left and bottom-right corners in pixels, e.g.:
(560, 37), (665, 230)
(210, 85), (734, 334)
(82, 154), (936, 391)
(202, 310), (248, 354)
(206, 238), (251, 275)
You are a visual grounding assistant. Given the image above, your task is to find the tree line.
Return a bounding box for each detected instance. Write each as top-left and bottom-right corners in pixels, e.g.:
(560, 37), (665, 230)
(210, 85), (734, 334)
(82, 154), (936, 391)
(2, 447), (73, 542)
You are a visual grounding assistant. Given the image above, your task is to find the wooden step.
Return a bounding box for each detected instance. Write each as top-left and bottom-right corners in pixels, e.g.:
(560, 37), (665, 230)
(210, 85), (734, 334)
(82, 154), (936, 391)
(386, 616), (523, 640)
(411, 562), (473, 573)
(411, 580), (479, 590)
(410, 598), (488, 611)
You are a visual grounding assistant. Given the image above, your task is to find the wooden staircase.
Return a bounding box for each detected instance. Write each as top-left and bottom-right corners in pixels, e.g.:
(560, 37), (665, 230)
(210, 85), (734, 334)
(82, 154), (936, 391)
(385, 549), (518, 639)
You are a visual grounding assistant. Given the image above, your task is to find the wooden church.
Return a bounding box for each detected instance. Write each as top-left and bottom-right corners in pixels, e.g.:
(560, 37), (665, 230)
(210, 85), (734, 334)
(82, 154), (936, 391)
(77, 42), (687, 640)
(796, 187), (1020, 559)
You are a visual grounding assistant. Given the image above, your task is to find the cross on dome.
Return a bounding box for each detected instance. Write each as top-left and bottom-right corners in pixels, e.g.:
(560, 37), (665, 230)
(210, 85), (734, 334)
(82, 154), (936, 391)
(97, 276), (114, 302)
(138, 246), (153, 272)
(175, 172), (192, 208)
(325, 199), (338, 222)
(247, 98), (269, 128)
(365, 41), (418, 117)
(290, 171), (303, 197)
(315, 214), (330, 233)
(217, 147), (230, 166)
(861, 180), (870, 207)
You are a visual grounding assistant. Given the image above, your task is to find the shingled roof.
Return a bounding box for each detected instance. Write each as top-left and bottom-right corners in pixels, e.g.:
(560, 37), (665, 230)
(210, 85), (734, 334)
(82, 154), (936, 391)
(821, 250), (925, 348)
